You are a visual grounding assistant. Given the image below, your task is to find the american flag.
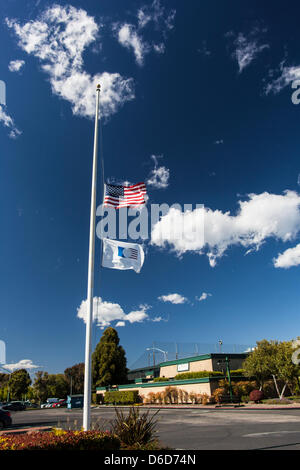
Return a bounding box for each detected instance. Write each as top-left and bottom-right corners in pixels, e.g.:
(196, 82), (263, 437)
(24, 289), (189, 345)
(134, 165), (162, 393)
(103, 182), (147, 209)
(118, 246), (138, 260)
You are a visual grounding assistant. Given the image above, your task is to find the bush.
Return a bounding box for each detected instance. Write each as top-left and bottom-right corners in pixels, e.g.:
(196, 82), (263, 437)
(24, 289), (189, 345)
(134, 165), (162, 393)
(188, 392), (202, 404)
(153, 377), (169, 382)
(232, 381), (256, 398)
(111, 406), (159, 446)
(249, 389), (264, 403)
(0, 430), (120, 451)
(174, 371), (223, 380)
(241, 395), (249, 403)
(200, 393), (209, 405)
(154, 392), (164, 404)
(104, 390), (140, 405)
(92, 393), (103, 404)
(145, 392), (156, 404)
(212, 388), (225, 404)
(261, 380), (278, 399)
(230, 369), (246, 377)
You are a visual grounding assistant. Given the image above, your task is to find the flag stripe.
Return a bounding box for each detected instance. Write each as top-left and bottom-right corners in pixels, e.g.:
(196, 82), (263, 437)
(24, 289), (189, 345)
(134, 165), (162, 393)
(104, 182), (147, 209)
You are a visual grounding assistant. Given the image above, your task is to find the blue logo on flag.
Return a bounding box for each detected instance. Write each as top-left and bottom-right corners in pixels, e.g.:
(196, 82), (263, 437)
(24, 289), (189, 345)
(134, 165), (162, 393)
(117, 246), (138, 260)
(118, 247), (125, 258)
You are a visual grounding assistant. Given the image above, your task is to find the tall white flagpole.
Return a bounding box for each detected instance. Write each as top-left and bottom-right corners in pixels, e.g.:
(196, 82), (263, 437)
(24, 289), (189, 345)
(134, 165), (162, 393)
(83, 84), (101, 431)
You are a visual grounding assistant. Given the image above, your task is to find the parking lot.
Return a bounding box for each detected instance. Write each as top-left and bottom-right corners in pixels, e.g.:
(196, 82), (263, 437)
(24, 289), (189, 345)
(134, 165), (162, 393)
(6, 406), (300, 450)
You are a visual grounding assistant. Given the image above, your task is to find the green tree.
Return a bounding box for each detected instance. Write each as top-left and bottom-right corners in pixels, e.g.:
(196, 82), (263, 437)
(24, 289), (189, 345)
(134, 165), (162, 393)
(8, 369), (31, 400)
(0, 373), (9, 388)
(26, 386), (36, 402)
(243, 339), (300, 399)
(243, 339), (278, 390)
(47, 374), (69, 398)
(0, 385), (8, 402)
(32, 371), (69, 402)
(92, 327), (128, 387)
(32, 371), (49, 403)
(64, 363), (84, 395)
(272, 340), (300, 398)
(0, 373), (9, 401)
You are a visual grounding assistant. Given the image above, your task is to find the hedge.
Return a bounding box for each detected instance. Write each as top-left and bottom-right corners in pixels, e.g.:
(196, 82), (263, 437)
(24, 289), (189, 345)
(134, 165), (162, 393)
(174, 370), (223, 380)
(0, 430), (120, 451)
(104, 390), (141, 405)
(230, 369), (246, 377)
(153, 377), (169, 382)
(92, 393), (104, 404)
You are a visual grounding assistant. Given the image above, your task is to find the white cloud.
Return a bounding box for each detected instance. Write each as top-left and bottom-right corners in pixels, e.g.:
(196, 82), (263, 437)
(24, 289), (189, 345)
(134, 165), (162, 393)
(6, 5), (134, 119)
(138, 0), (175, 30)
(158, 293), (187, 304)
(196, 292), (212, 301)
(227, 29), (269, 73)
(77, 297), (126, 328)
(274, 243), (300, 268)
(151, 316), (164, 322)
(4, 359), (40, 371)
(151, 190), (300, 267)
(124, 304), (149, 323)
(8, 59), (25, 72)
(265, 62), (300, 95)
(116, 24), (150, 66)
(77, 297), (156, 328)
(146, 155), (170, 189)
(0, 105), (22, 139)
(114, 0), (175, 66)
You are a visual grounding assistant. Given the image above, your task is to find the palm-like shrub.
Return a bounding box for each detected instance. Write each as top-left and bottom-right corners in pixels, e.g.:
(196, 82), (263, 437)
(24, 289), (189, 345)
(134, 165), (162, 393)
(154, 392), (164, 404)
(163, 386), (178, 404)
(111, 407), (159, 446)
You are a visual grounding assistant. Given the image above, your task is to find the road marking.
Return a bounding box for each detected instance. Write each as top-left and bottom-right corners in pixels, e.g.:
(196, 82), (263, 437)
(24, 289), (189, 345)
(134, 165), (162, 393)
(243, 431), (300, 438)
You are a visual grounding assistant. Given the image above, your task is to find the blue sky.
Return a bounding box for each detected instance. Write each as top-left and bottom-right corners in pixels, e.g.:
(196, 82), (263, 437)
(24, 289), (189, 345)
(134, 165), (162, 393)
(1, 0), (300, 374)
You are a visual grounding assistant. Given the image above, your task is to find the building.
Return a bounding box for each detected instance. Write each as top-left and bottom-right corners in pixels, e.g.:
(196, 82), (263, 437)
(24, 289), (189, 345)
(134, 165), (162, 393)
(96, 353), (248, 401)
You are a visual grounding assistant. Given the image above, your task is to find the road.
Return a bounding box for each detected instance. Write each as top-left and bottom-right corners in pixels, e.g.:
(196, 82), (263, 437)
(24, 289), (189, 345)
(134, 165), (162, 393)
(6, 407), (300, 450)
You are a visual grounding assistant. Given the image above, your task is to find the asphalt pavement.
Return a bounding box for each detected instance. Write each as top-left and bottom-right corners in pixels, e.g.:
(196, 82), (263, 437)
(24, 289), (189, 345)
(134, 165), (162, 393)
(6, 406), (300, 450)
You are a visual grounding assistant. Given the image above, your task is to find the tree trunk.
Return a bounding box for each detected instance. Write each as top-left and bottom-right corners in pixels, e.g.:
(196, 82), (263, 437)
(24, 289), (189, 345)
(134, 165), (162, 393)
(279, 383), (287, 400)
(272, 374), (281, 398)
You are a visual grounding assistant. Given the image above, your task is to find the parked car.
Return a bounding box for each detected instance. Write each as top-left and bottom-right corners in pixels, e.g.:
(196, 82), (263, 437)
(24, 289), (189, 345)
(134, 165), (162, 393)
(23, 401), (38, 408)
(52, 399), (67, 408)
(0, 409), (12, 429)
(41, 402), (53, 408)
(41, 398), (60, 409)
(2, 401), (26, 411)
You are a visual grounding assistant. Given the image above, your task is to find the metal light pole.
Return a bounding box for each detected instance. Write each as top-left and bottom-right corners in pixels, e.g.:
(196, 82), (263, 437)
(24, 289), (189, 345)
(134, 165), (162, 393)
(225, 356), (233, 402)
(217, 357), (233, 402)
(146, 347), (168, 363)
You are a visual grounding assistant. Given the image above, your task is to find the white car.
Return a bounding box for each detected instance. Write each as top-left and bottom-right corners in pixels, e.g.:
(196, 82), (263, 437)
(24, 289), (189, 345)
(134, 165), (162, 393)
(41, 398), (61, 409)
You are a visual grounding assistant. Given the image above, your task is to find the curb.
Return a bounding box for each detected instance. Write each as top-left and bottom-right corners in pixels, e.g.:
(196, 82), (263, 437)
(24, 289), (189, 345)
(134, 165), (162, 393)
(93, 404), (300, 411)
(0, 426), (52, 436)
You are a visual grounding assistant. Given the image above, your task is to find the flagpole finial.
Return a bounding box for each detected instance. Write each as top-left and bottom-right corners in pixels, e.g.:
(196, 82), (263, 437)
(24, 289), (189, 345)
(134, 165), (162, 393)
(96, 84), (101, 92)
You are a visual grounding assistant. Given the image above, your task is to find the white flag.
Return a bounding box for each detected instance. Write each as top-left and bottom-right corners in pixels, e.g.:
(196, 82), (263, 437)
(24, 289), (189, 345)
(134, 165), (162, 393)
(101, 238), (145, 273)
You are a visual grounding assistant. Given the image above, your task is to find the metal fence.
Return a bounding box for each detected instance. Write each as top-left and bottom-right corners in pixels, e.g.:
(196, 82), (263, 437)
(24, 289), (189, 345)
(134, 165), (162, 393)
(129, 341), (254, 369)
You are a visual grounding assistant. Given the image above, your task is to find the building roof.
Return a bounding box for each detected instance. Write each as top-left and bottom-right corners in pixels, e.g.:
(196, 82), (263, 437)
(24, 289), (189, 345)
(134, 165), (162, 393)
(159, 352), (248, 367)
